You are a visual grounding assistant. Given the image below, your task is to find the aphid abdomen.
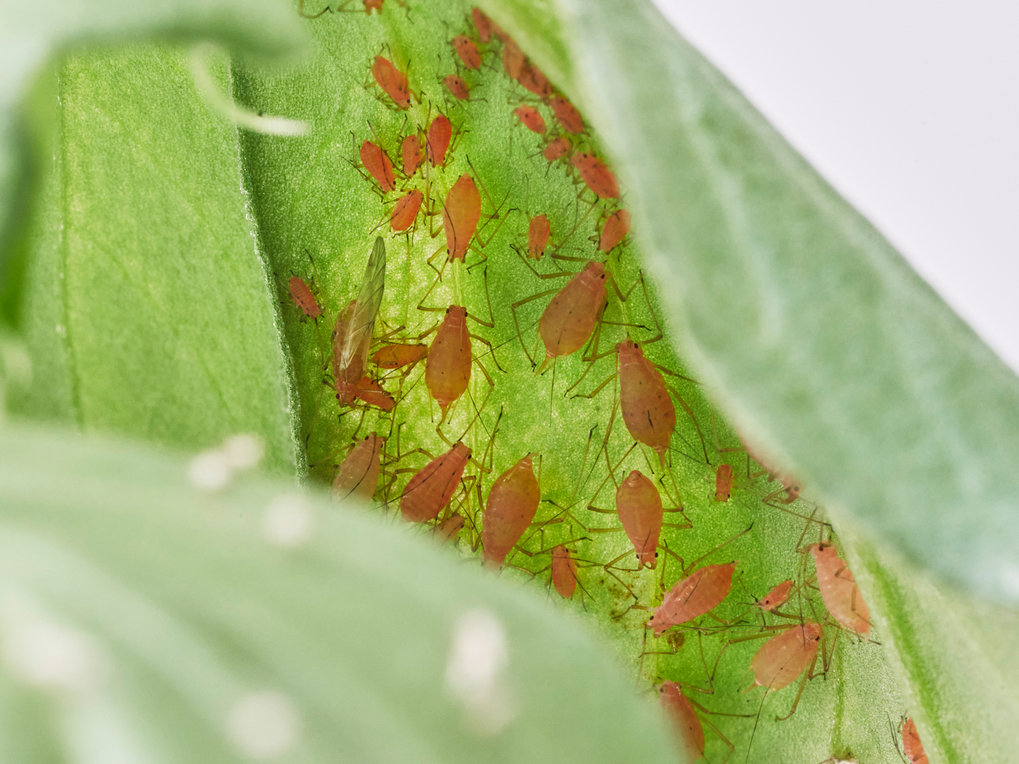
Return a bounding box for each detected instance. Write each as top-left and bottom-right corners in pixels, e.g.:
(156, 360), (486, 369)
(617, 340), (676, 455)
(537, 261), (607, 361)
(615, 470), (663, 568)
(400, 443), (471, 523)
(425, 306), (471, 414)
(648, 563), (736, 635)
(332, 434), (384, 501)
(482, 454), (540, 566)
(750, 623), (822, 690)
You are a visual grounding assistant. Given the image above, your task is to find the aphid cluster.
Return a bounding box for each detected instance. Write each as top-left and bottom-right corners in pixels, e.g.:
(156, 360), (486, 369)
(271, 4), (920, 761)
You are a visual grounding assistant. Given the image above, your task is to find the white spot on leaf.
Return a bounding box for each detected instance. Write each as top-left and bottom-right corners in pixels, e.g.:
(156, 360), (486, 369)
(444, 609), (517, 735)
(227, 690), (301, 759)
(263, 494), (315, 548)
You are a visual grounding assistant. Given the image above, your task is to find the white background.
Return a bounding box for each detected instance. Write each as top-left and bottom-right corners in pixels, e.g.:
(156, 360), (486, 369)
(650, 1), (1019, 372)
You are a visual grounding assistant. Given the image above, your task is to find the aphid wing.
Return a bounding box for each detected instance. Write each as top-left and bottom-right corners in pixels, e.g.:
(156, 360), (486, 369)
(335, 237), (387, 372)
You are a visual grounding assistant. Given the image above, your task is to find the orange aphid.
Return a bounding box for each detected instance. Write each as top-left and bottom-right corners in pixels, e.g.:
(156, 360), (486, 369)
(471, 6), (493, 42)
(537, 261), (607, 369)
(401, 134), (423, 176)
(810, 543), (871, 634)
(598, 209), (630, 253)
(452, 34), (481, 70)
(443, 74), (470, 101)
(391, 189), (423, 232)
(901, 717), (929, 764)
(715, 463), (734, 502)
(427, 114), (453, 167)
(514, 105), (546, 134)
(372, 55), (411, 109)
(434, 513), (465, 544)
(482, 454), (540, 566)
(359, 140), (395, 192)
(648, 563), (736, 635)
(442, 174), (482, 260)
(571, 152), (620, 198)
(371, 343), (427, 369)
(615, 470), (662, 568)
(400, 443), (471, 523)
(551, 544), (579, 598)
(288, 276), (321, 319)
(543, 136), (571, 163)
(351, 376), (396, 411)
(332, 434), (384, 501)
(659, 682), (705, 762)
(549, 95), (584, 133)
(617, 339), (676, 457)
(757, 580), (795, 612)
(517, 61), (552, 98)
(750, 623), (822, 690)
(503, 39), (525, 80)
(425, 306), (471, 416)
(527, 214), (551, 259)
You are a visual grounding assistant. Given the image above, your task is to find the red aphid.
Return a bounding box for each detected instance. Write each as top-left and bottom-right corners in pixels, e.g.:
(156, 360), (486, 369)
(400, 442), (471, 523)
(359, 140), (395, 192)
(514, 105), (546, 134)
(810, 543), (871, 635)
(471, 6), (493, 42)
(528, 214), (550, 259)
(371, 343), (427, 369)
(648, 563), (736, 635)
(503, 39), (525, 80)
(288, 276), (321, 320)
(537, 261), (607, 370)
(549, 95), (584, 133)
(452, 34), (481, 70)
(659, 682), (705, 762)
(332, 434), (384, 501)
(391, 189), (423, 232)
(543, 136), (571, 163)
(427, 114), (453, 167)
(434, 513), (465, 544)
(615, 470), (662, 568)
(351, 376), (396, 411)
(901, 717), (929, 764)
(750, 623), (822, 691)
(401, 134), (423, 177)
(482, 454), (540, 566)
(442, 174), (482, 260)
(425, 306), (471, 417)
(715, 463), (734, 502)
(617, 339), (676, 457)
(517, 61), (551, 98)
(372, 55), (411, 109)
(758, 580), (795, 612)
(598, 209), (630, 253)
(443, 75), (470, 101)
(571, 152), (619, 198)
(551, 544), (579, 598)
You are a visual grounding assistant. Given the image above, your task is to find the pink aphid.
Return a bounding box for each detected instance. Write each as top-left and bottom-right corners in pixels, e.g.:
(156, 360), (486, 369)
(371, 343), (427, 369)
(443, 174), (482, 260)
(391, 189), (423, 232)
(659, 682), (705, 762)
(528, 214), (551, 259)
(617, 339), (676, 457)
(537, 261), (607, 371)
(715, 463), (734, 502)
(615, 470), (662, 568)
(571, 152), (619, 198)
(350, 376), (396, 412)
(757, 580), (795, 612)
(543, 136), (571, 163)
(471, 6), (494, 42)
(648, 563), (736, 635)
(434, 513), (465, 544)
(427, 114), (453, 167)
(482, 454), (540, 566)
(443, 74), (470, 101)
(598, 209), (630, 253)
(401, 133), (423, 177)
(514, 105), (546, 134)
(750, 623), (822, 691)
(359, 140), (395, 192)
(424, 306), (471, 418)
(549, 95), (584, 134)
(400, 442), (471, 523)
(288, 276), (321, 320)
(517, 61), (552, 98)
(901, 717), (930, 764)
(810, 543), (871, 634)
(452, 34), (481, 70)
(551, 544), (579, 598)
(332, 433), (383, 501)
(372, 55), (411, 109)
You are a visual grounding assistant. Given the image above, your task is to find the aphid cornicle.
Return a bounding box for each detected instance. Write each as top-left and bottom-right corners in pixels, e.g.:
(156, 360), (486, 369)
(372, 55), (411, 110)
(551, 544), (579, 598)
(615, 470), (663, 568)
(810, 543), (871, 634)
(659, 682), (705, 762)
(482, 454), (540, 567)
(617, 339), (676, 457)
(536, 261), (607, 371)
(424, 306), (471, 417)
(400, 442), (471, 523)
(332, 434), (383, 502)
(749, 622), (822, 691)
(359, 140), (395, 192)
(333, 238), (386, 406)
(443, 174), (482, 260)
(647, 563), (736, 635)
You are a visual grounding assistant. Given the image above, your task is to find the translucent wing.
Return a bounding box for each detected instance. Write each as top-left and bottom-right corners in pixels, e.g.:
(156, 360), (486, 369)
(333, 237), (386, 376)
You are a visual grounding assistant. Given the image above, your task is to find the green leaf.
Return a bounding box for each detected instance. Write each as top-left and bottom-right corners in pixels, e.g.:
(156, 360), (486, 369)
(477, 0), (1019, 602)
(0, 423), (676, 761)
